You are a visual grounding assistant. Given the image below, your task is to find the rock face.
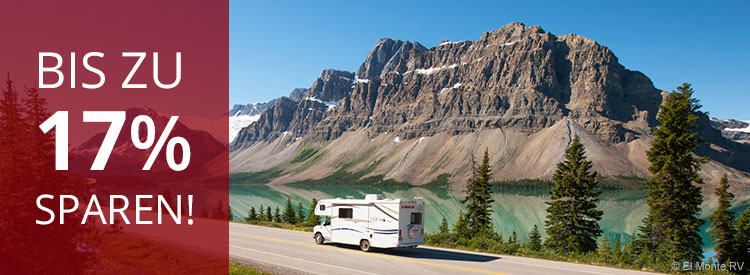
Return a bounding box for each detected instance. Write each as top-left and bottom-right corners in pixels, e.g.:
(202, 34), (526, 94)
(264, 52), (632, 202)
(229, 22), (750, 186)
(230, 100), (278, 117)
(357, 38), (427, 79)
(289, 88), (309, 101)
(231, 69), (354, 150)
(710, 118), (750, 143)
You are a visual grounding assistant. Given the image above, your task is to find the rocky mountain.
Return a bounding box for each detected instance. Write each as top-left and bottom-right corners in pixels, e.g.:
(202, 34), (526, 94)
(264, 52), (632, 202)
(229, 22), (750, 187)
(710, 118), (750, 143)
(231, 69), (354, 149)
(229, 88), (311, 142)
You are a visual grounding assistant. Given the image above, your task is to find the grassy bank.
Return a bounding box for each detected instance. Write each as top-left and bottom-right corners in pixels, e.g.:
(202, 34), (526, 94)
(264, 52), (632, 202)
(233, 220), (314, 232)
(229, 262), (268, 275)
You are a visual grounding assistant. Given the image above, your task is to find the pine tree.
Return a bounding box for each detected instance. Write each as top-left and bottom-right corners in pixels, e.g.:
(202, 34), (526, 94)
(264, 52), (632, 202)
(282, 198), (297, 224)
(639, 83), (707, 264)
(453, 211), (470, 238)
(544, 135), (603, 254)
(708, 175), (736, 264)
(265, 206), (273, 222)
(734, 208), (750, 265)
(258, 204), (265, 221)
(438, 217), (450, 234)
(306, 198), (320, 226)
(274, 206), (281, 222)
(528, 225), (542, 251)
(613, 238), (622, 262)
(599, 236), (613, 263)
(246, 207), (258, 222)
(460, 149), (494, 235)
(509, 231), (517, 244)
(228, 205), (234, 221)
(296, 202), (305, 224)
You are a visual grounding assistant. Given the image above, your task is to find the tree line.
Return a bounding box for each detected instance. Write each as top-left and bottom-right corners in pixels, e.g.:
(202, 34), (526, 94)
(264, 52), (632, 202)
(427, 83), (750, 272)
(241, 197), (321, 227)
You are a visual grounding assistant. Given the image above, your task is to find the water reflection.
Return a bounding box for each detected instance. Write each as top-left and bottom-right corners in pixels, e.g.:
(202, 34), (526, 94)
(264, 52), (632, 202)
(229, 184), (650, 244)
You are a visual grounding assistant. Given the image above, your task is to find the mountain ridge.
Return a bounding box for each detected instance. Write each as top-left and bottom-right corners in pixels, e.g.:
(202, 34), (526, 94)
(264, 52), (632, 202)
(229, 22), (750, 187)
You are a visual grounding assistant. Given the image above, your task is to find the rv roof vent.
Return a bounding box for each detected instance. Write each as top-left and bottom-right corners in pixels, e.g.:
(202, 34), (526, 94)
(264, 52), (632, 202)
(345, 196), (355, 199)
(413, 196), (424, 201)
(365, 194), (383, 200)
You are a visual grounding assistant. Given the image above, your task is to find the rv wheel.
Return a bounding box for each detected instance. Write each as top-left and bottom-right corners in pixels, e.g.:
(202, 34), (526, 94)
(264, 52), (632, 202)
(360, 239), (372, 252)
(314, 233), (324, 245)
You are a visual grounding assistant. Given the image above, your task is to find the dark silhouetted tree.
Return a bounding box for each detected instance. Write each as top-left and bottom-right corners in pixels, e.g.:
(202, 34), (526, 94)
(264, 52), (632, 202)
(528, 225), (542, 251)
(305, 198), (320, 226)
(265, 206), (273, 222)
(708, 175), (735, 264)
(460, 149), (494, 235)
(638, 83), (706, 265)
(438, 217), (450, 234)
(296, 202), (305, 224)
(734, 208), (750, 265)
(246, 207), (258, 222)
(544, 135), (603, 254)
(282, 198), (297, 224)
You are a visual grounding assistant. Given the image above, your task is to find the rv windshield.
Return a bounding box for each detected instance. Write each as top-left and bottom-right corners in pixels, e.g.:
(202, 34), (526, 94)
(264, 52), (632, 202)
(323, 218), (331, 226)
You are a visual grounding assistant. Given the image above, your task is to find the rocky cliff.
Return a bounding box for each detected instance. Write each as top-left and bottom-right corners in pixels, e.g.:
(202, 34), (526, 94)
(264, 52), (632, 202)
(229, 22), (750, 187)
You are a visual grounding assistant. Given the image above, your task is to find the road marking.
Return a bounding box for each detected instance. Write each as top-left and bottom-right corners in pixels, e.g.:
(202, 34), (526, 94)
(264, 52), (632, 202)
(230, 231), (510, 275)
(230, 245), (380, 275)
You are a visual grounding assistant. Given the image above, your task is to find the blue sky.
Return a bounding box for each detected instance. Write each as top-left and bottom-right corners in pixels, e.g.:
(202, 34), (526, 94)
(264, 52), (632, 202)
(230, 0), (749, 119)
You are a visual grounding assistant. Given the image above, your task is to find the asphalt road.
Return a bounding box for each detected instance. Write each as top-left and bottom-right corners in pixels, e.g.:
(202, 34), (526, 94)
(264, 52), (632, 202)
(229, 223), (662, 275)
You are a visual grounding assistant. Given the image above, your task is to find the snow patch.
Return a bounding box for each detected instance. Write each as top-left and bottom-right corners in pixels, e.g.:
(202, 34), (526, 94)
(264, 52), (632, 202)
(394, 137), (400, 143)
(304, 97), (341, 110)
(440, 82), (462, 94)
(439, 40), (467, 46)
(355, 78), (369, 83)
(415, 64), (459, 75)
(229, 114), (261, 142)
(501, 40), (520, 47)
(725, 120), (750, 133)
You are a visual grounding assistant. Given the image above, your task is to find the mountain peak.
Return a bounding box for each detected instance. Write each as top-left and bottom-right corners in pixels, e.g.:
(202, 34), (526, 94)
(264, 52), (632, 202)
(357, 38), (427, 79)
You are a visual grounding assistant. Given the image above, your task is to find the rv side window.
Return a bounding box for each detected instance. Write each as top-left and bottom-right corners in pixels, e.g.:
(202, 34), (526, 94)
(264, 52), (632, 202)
(410, 213), (422, 224)
(319, 205), (325, 211)
(339, 208), (353, 219)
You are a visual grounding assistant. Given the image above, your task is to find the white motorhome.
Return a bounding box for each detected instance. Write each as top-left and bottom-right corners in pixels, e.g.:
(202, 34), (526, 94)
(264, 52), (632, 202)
(312, 194), (425, 252)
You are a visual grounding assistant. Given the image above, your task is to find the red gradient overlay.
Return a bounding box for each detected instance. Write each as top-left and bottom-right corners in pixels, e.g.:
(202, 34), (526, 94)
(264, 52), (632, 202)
(0, 0), (228, 273)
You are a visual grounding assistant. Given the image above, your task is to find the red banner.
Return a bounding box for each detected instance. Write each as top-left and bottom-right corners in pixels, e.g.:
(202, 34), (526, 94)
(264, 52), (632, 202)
(0, 0), (229, 273)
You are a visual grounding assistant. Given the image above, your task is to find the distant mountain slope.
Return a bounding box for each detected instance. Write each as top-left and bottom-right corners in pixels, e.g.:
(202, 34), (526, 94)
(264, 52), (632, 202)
(229, 22), (750, 187)
(711, 118), (750, 143)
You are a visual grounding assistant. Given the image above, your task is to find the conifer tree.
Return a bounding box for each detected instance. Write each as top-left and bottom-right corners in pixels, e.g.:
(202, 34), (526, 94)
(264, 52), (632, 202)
(296, 202), (305, 224)
(460, 149), (494, 235)
(306, 198), (320, 226)
(544, 135), (603, 254)
(708, 175), (736, 264)
(274, 206), (281, 222)
(528, 225), (542, 251)
(639, 83), (706, 264)
(599, 236), (613, 263)
(613, 238), (622, 262)
(258, 204), (265, 221)
(438, 217), (450, 234)
(453, 211), (470, 238)
(733, 207), (750, 265)
(509, 231), (517, 244)
(265, 206), (273, 222)
(246, 207), (258, 222)
(282, 198), (297, 224)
